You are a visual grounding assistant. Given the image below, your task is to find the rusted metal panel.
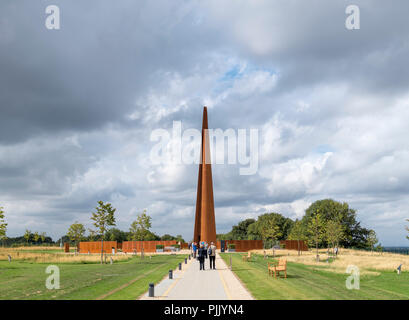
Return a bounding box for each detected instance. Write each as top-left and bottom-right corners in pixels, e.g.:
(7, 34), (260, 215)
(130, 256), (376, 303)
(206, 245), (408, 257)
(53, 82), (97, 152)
(220, 240), (264, 252)
(280, 240), (308, 251)
(78, 241), (118, 253)
(122, 241), (178, 253)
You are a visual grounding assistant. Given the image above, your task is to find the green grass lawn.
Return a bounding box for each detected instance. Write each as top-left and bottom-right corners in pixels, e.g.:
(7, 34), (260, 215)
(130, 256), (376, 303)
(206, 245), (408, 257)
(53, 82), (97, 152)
(0, 254), (187, 300)
(220, 253), (409, 300)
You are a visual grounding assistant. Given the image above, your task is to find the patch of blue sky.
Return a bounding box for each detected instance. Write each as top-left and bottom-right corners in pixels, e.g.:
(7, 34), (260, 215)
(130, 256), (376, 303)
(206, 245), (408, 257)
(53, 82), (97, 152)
(220, 64), (243, 82)
(314, 144), (335, 154)
(213, 63), (277, 95)
(219, 63), (276, 82)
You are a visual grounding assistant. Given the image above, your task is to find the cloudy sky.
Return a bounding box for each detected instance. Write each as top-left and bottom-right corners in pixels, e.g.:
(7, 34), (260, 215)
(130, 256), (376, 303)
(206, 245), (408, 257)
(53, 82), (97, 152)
(1, 0), (408, 245)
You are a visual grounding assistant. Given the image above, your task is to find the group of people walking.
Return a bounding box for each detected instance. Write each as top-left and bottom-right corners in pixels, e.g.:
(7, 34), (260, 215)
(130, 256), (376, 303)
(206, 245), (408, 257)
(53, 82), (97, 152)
(189, 241), (217, 270)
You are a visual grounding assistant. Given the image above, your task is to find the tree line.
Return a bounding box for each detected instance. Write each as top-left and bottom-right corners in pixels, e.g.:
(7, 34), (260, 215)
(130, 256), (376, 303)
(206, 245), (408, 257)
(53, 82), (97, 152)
(0, 202), (184, 248)
(1, 200), (409, 251)
(64, 202), (185, 246)
(217, 199), (384, 256)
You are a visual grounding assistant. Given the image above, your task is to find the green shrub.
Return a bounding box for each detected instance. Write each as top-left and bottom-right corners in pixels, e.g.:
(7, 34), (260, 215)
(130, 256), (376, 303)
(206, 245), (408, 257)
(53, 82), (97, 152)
(228, 243), (236, 249)
(156, 245), (164, 249)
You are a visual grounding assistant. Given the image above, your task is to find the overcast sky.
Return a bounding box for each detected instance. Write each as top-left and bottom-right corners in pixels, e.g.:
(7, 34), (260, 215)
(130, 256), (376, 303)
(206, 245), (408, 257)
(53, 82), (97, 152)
(1, 0), (408, 245)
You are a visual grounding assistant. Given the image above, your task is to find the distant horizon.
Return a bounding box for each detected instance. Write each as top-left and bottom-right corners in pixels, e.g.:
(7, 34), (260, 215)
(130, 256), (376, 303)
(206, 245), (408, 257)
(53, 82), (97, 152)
(4, 230), (409, 248)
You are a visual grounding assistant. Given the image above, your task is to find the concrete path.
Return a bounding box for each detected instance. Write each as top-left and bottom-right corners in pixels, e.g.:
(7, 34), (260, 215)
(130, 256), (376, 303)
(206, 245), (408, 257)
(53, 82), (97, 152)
(140, 253), (254, 300)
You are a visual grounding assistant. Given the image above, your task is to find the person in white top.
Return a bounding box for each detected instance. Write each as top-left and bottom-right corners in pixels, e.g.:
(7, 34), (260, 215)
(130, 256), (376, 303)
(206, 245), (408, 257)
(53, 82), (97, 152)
(208, 242), (217, 270)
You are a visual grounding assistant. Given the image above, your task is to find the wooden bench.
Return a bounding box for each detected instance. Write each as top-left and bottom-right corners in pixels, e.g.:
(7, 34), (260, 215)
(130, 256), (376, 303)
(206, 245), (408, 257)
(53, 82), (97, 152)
(268, 258), (287, 278)
(242, 252), (252, 262)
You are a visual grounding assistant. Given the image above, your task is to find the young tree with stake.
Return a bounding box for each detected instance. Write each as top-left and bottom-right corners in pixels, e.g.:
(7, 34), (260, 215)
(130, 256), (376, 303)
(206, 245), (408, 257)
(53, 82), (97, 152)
(308, 211), (325, 262)
(67, 222), (86, 253)
(258, 215), (282, 256)
(288, 220), (307, 256)
(90, 201), (116, 264)
(24, 229), (31, 246)
(367, 230), (378, 254)
(129, 210), (152, 241)
(129, 210), (151, 257)
(325, 219), (345, 258)
(33, 232), (40, 244)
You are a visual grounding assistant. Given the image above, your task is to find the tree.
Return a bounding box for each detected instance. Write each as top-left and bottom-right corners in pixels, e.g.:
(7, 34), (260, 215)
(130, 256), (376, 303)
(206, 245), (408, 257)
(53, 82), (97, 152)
(90, 201), (116, 264)
(33, 231), (40, 243)
(24, 229), (31, 245)
(87, 229), (98, 241)
(67, 222), (86, 248)
(161, 234), (175, 241)
(325, 219), (345, 257)
(40, 232), (46, 243)
(246, 223), (262, 240)
(406, 219), (409, 241)
(129, 210), (152, 241)
(366, 230), (378, 254)
(307, 211), (325, 261)
(0, 207), (7, 245)
(257, 214), (283, 250)
(105, 228), (129, 242)
(303, 199), (371, 248)
(230, 219), (256, 240)
(217, 231), (234, 241)
(288, 219), (307, 256)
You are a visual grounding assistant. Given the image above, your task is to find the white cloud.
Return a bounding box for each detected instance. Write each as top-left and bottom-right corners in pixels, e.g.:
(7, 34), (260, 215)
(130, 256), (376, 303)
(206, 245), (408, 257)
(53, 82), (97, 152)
(1, 0), (409, 246)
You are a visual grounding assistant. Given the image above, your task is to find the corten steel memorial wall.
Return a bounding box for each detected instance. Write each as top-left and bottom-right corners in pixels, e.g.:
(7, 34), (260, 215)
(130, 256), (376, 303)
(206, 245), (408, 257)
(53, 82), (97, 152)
(280, 240), (308, 251)
(79, 241), (118, 254)
(217, 240), (264, 252)
(122, 240), (178, 253)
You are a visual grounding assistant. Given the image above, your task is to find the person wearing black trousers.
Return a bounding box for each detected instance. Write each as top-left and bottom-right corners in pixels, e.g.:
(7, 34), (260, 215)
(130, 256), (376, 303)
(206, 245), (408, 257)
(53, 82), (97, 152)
(198, 244), (208, 270)
(208, 242), (217, 269)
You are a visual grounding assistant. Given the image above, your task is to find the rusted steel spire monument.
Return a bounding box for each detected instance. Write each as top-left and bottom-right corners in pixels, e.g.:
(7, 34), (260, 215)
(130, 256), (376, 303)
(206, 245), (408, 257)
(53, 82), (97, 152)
(193, 106), (217, 244)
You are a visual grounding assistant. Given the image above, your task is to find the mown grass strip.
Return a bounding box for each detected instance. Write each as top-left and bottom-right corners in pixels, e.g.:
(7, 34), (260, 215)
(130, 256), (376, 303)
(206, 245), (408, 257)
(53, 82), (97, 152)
(220, 253), (409, 300)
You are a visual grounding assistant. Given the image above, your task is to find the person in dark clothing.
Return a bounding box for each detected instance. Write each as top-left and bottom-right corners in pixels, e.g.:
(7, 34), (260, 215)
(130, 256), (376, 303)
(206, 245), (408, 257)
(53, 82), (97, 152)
(198, 244), (207, 270)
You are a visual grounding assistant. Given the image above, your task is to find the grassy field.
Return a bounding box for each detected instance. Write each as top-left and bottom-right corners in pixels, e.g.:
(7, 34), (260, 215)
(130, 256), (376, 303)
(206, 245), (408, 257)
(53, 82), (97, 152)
(0, 253), (187, 300)
(0, 246), (132, 264)
(251, 248), (409, 274)
(220, 252), (409, 300)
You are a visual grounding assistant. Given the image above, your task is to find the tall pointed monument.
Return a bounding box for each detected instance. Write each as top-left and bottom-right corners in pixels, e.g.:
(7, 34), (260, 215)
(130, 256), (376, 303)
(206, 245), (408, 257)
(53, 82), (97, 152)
(193, 106), (216, 244)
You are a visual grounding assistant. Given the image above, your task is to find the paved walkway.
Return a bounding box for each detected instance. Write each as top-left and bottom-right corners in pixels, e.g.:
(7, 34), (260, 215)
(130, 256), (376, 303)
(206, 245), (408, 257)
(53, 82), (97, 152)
(140, 253), (254, 300)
